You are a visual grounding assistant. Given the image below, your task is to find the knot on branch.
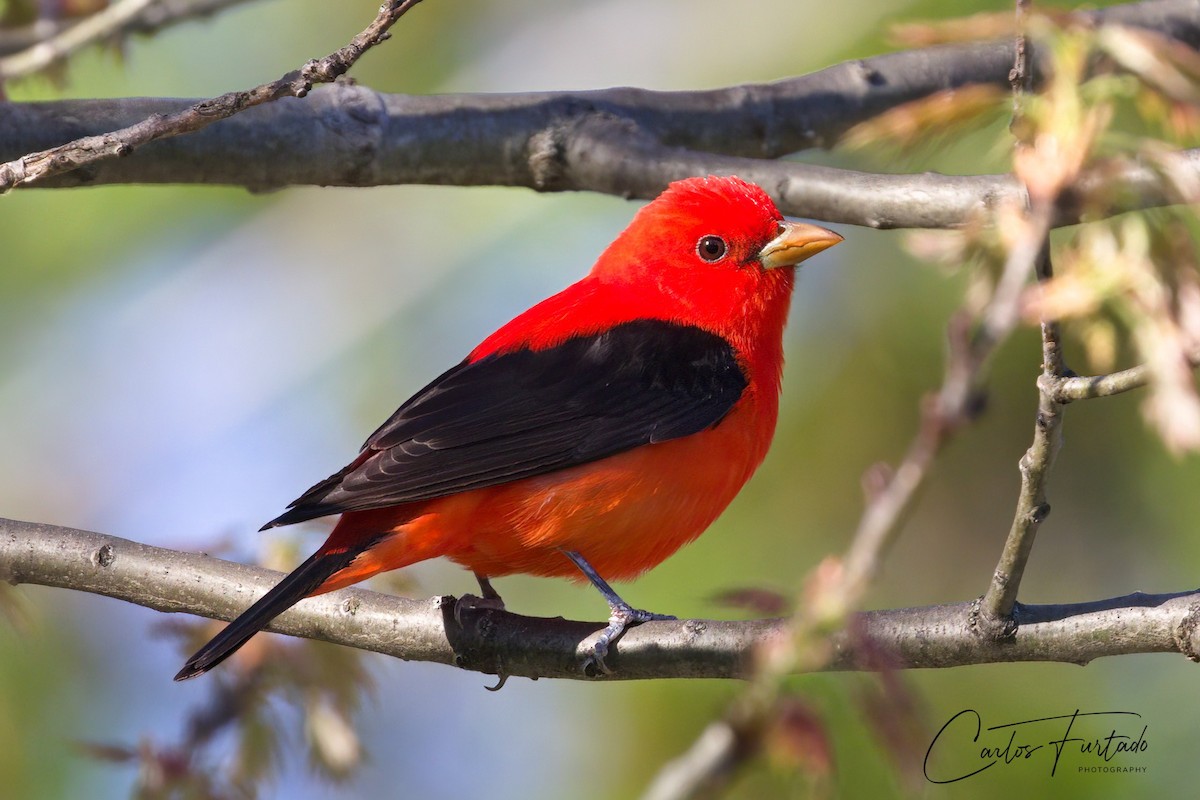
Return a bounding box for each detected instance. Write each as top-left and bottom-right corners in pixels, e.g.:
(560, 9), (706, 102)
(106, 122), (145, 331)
(310, 83), (388, 185)
(527, 126), (568, 190)
(0, 158), (27, 193)
(531, 112), (666, 196)
(1173, 601), (1200, 662)
(92, 544), (115, 569)
(969, 594), (1018, 642)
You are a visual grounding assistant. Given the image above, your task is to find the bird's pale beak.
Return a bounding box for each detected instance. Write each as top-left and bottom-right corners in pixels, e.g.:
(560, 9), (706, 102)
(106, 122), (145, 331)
(758, 221), (843, 269)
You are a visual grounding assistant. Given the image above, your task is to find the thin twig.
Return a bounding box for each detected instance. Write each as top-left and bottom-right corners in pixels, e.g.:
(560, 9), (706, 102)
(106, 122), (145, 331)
(976, 0), (1073, 634)
(1010, 0), (1032, 118)
(1043, 352), (1200, 402)
(978, 244), (1067, 633)
(0, 0), (426, 192)
(0, 0), (159, 80)
(0, 0), (265, 58)
(643, 723), (742, 800)
(844, 182), (1062, 607)
(131, 0), (267, 33)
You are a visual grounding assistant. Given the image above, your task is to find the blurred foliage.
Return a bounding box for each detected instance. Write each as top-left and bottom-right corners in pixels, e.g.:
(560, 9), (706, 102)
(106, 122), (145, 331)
(869, 14), (1200, 454)
(0, 595), (82, 800)
(2, 1), (1200, 800)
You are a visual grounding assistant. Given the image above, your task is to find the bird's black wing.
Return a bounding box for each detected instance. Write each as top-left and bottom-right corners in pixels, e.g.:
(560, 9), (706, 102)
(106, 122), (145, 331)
(261, 319), (748, 528)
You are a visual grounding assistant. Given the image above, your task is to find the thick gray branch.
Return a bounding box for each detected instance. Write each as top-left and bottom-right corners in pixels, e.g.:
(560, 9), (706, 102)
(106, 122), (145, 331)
(0, 43), (1017, 191)
(2, 518), (1197, 681)
(1, 0), (1196, 227)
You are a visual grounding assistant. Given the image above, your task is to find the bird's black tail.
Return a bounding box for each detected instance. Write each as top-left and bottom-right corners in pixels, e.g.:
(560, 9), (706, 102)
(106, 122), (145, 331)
(174, 546), (364, 681)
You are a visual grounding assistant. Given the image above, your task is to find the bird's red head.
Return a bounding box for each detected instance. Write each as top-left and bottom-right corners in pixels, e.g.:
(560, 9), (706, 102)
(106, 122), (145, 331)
(470, 176), (840, 361)
(588, 175), (842, 347)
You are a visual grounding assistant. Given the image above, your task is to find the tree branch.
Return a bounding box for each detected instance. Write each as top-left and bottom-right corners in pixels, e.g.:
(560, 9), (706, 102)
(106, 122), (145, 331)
(1042, 351), (1200, 402)
(3, 518), (1199, 681)
(0, 0), (427, 192)
(978, 245), (1066, 634)
(0, 0), (266, 59)
(0, 0), (1196, 228)
(0, 0), (160, 80)
(976, 7), (1067, 633)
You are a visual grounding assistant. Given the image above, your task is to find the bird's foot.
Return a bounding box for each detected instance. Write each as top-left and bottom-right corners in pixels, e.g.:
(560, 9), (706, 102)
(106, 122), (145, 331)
(454, 573), (506, 627)
(453, 592), (507, 627)
(581, 602), (676, 676)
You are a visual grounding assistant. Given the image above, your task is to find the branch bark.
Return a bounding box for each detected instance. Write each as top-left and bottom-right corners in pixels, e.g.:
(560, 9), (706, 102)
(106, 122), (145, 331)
(978, 246), (1065, 634)
(1042, 352), (1200, 402)
(3, 518), (1199, 681)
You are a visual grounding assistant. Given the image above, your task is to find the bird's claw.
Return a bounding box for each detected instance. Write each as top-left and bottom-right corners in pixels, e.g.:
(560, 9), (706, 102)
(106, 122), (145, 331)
(484, 667), (510, 692)
(453, 592), (507, 627)
(580, 603), (676, 676)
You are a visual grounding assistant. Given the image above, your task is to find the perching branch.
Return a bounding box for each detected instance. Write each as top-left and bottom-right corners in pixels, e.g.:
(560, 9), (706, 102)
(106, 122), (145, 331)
(2, 518), (1200, 682)
(1, 0), (1198, 229)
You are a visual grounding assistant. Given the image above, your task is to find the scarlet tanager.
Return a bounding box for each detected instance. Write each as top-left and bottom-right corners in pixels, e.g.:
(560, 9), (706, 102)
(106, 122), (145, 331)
(175, 175), (841, 680)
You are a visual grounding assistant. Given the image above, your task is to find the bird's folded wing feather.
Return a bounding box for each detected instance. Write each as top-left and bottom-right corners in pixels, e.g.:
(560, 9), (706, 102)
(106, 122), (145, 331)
(261, 319), (748, 528)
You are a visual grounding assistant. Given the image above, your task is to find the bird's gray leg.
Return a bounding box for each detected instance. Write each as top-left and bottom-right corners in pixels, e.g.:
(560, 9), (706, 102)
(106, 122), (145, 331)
(475, 573), (505, 604)
(563, 550), (675, 674)
(453, 572), (507, 626)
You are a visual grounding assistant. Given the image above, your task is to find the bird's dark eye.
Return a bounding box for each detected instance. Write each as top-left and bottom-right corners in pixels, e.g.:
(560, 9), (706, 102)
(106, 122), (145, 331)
(696, 235), (727, 263)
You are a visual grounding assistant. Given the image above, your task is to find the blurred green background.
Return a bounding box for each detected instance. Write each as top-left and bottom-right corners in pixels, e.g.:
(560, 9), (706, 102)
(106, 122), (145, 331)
(2, 0), (1197, 797)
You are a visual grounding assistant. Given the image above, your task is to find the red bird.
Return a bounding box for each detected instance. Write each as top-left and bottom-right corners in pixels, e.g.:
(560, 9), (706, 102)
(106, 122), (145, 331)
(176, 175), (841, 680)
